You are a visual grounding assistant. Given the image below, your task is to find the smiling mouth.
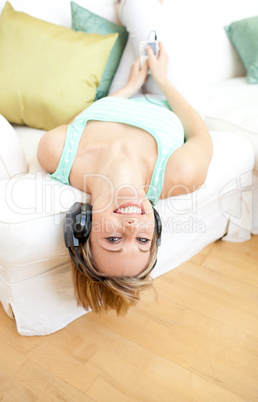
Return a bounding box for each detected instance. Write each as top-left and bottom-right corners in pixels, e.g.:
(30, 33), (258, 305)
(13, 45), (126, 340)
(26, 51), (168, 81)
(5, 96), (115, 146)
(113, 202), (145, 215)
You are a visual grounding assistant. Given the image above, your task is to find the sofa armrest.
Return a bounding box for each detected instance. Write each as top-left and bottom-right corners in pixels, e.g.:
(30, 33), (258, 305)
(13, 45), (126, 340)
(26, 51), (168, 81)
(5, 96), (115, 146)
(0, 115), (28, 180)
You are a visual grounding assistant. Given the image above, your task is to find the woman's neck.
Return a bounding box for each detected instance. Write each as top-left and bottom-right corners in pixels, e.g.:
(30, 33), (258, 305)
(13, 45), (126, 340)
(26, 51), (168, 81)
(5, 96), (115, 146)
(71, 120), (156, 197)
(88, 151), (149, 205)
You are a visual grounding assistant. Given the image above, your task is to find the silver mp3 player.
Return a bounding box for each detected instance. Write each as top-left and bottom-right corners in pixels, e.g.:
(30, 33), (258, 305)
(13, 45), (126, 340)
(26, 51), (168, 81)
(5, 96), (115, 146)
(139, 40), (159, 73)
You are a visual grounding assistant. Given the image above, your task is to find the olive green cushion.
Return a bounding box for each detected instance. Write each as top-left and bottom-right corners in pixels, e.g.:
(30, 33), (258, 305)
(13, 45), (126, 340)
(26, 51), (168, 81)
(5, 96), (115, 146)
(0, 2), (118, 130)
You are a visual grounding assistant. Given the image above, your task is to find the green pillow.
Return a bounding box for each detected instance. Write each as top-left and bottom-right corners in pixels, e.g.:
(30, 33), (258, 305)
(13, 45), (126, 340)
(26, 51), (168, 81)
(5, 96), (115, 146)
(225, 16), (258, 84)
(71, 1), (128, 100)
(0, 2), (118, 130)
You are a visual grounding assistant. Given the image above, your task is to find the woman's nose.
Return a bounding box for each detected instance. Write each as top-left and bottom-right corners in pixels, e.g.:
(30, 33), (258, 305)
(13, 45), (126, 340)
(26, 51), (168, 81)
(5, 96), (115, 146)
(122, 217), (141, 230)
(124, 217), (137, 226)
(122, 219), (139, 238)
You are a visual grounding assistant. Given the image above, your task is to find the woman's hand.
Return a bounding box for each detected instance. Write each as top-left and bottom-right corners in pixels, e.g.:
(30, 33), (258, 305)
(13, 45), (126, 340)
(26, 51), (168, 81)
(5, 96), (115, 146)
(109, 57), (149, 99)
(145, 41), (169, 87)
(126, 56), (149, 94)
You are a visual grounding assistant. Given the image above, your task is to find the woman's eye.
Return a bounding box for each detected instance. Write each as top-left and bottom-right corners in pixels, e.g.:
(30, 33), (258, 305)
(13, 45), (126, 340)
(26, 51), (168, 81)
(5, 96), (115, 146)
(137, 238), (150, 244)
(106, 237), (120, 243)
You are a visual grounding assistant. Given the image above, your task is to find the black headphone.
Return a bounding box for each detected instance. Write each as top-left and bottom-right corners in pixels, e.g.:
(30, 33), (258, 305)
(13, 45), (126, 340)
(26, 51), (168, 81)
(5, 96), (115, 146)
(64, 202), (162, 281)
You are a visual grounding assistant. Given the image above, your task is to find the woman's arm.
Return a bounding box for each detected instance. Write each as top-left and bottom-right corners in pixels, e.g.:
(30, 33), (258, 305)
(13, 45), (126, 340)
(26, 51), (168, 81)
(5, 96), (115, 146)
(146, 43), (213, 196)
(146, 43), (210, 143)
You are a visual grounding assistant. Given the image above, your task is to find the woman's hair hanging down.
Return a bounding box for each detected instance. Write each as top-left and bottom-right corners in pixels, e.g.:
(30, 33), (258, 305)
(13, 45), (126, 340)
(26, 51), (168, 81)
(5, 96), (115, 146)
(71, 234), (158, 315)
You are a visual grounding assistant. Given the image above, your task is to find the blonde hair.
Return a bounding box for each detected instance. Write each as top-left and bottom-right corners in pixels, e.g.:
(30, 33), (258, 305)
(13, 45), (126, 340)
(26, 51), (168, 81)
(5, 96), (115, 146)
(71, 234), (158, 315)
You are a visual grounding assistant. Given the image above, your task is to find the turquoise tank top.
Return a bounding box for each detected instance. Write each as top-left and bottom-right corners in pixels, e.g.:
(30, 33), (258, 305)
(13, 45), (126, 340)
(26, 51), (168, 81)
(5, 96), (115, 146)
(51, 97), (184, 205)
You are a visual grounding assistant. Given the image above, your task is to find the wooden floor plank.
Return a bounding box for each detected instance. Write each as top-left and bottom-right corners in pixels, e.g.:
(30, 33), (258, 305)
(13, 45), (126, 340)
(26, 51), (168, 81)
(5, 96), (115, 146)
(26, 342), (100, 393)
(0, 372), (33, 402)
(203, 237), (258, 287)
(157, 262), (258, 334)
(0, 339), (27, 376)
(13, 359), (93, 402)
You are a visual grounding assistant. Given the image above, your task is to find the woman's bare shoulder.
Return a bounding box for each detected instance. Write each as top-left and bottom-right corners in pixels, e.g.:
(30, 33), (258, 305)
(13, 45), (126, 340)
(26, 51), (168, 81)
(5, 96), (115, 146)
(37, 125), (67, 173)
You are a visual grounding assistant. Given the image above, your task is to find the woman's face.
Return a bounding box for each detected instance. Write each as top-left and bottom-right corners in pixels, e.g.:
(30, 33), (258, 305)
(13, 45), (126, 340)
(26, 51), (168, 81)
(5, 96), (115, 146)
(90, 194), (155, 277)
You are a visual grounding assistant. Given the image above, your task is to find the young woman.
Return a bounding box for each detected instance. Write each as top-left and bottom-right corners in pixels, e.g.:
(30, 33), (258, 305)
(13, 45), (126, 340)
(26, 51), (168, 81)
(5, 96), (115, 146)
(37, 4), (212, 315)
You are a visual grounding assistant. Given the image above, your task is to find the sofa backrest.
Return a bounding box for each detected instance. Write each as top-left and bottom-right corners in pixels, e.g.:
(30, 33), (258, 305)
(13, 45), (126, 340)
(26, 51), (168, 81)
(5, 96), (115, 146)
(160, 0), (258, 94)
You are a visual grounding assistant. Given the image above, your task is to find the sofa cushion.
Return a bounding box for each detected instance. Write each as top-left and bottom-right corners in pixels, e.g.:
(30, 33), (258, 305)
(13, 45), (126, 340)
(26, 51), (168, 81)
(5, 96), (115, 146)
(71, 1), (128, 100)
(0, 2), (118, 130)
(201, 78), (258, 170)
(225, 16), (258, 84)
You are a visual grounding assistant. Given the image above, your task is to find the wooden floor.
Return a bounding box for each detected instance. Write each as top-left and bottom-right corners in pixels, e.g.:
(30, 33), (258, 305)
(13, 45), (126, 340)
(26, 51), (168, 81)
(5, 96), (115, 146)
(0, 236), (258, 401)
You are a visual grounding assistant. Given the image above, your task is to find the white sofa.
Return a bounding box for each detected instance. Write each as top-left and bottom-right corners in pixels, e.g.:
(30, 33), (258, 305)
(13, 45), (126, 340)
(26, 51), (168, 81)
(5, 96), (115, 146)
(0, 0), (257, 336)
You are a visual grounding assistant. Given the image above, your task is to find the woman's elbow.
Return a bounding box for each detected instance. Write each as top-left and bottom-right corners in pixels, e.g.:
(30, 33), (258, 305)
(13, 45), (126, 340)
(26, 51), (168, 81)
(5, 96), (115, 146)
(37, 134), (49, 171)
(37, 132), (58, 173)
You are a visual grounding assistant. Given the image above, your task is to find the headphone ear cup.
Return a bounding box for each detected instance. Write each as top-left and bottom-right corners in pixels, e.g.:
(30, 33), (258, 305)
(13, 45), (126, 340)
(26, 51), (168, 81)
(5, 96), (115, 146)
(153, 207), (162, 246)
(64, 202), (92, 247)
(82, 203), (92, 241)
(64, 208), (76, 248)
